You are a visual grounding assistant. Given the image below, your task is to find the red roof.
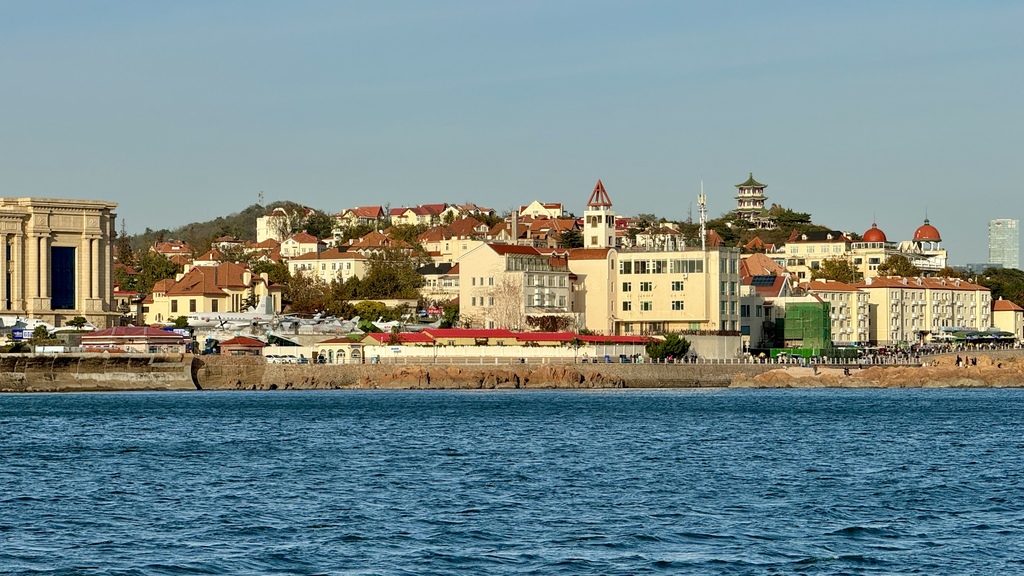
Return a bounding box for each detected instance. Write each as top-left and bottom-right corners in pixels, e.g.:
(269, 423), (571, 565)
(487, 244), (542, 256)
(568, 248), (612, 260)
(993, 299), (1024, 312)
(422, 328), (517, 339)
(862, 223), (887, 243)
(285, 232), (322, 244)
(913, 219), (941, 242)
(82, 326), (185, 341)
(363, 332), (436, 344)
(218, 336), (266, 348)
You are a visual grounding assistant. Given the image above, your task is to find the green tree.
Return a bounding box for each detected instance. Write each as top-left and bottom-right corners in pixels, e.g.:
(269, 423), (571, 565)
(303, 211), (335, 240)
(252, 260), (290, 286)
(876, 254), (921, 277)
(67, 316), (88, 330)
(975, 267), (1024, 308)
(286, 272), (330, 313)
(30, 325), (51, 345)
(646, 333), (691, 360)
(387, 325), (402, 345)
(439, 302), (460, 328)
(359, 248), (426, 299)
(557, 229), (584, 249)
(171, 316), (190, 329)
(812, 259), (862, 284)
(136, 252), (183, 296)
(354, 300), (387, 321)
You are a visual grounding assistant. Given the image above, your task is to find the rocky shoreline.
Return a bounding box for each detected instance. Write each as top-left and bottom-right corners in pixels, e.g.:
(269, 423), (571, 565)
(731, 353), (1024, 388)
(3, 351), (1024, 392)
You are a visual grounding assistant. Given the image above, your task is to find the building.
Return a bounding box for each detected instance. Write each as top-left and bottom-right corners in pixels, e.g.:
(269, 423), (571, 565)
(854, 276), (991, 345)
(518, 201), (564, 219)
(583, 180), (615, 249)
(0, 197), (120, 328)
(802, 280), (870, 345)
(140, 263), (283, 324)
(988, 219), (1019, 270)
(567, 248), (617, 335)
(80, 326), (187, 353)
(733, 173), (775, 229)
(288, 248), (368, 284)
(781, 230), (853, 280)
(992, 298), (1024, 342)
(457, 244), (572, 330)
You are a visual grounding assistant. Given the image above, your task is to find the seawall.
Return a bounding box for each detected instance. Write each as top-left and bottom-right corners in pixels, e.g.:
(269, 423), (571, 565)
(0, 354), (196, 393)
(193, 356), (776, 390)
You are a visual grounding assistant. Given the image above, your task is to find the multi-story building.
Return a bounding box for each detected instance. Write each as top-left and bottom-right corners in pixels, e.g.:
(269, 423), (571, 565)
(802, 280), (870, 345)
(567, 248), (617, 334)
(781, 230), (852, 280)
(0, 197), (120, 327)
(457, 244), (572, 330)
(854, 276), (990, 345)
(992, 298), (1024, 341)
(140, 263), (283, 324)
(287, 248), (367, 284)
(988, 218), (1019, 270)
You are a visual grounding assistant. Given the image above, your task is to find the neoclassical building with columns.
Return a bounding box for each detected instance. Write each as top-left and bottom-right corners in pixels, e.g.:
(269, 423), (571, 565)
(0, 197), (119, 328)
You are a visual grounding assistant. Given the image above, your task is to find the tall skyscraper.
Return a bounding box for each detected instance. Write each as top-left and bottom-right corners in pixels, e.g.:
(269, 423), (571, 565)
(988, 218), (1020, 269)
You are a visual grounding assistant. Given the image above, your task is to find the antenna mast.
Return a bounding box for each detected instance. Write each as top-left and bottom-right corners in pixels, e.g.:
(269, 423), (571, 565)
(698, 180), (707, 251)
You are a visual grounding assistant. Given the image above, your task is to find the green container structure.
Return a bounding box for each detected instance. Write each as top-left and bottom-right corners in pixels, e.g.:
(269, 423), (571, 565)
(780, 302), (832, 350)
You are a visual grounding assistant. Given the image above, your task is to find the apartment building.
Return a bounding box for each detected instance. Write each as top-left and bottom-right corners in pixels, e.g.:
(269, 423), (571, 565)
(854, 276), (991, 345)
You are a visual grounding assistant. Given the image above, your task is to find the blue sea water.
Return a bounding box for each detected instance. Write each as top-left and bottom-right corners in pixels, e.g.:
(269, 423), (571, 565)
(2, 389), (1024, 575)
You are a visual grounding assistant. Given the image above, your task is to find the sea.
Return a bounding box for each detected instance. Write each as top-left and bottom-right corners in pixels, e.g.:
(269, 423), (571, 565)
(2, 388), (1024, 575)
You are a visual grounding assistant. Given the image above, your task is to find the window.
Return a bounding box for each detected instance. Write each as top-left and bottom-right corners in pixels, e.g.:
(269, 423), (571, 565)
(729, 281), (736, 295)
(640, 301), (652, 311)
(591, 236), (598, 245)
(729, 301), (736, 314)
(672, 301), (684, 311)
(558, 296), (566, 307)
(472, 277), (476, 286)
(720, 301), (727, 314)
(634, 261), (649, 274)
(622, 301), (632, 311)
(740, 304), (750, 317)
(729, 259), (737, 274)
(622, 282), (632, 292)
(640, 281), (653, 291)
(471, 297), (477, 306)
(488, 277), (494, 286)
(558, 276), (566, 287)
(807, 246), (815, 254)
(720, 281), (727, 295)
(623, 322), (633, 333)
(190, 299), (197, 313)
(619, 261), (632, 274)
(211, 300), (219, 312)
(488, 297), (494, 306)
(171, 300), (178, 313)
(671, 281), (684, 291)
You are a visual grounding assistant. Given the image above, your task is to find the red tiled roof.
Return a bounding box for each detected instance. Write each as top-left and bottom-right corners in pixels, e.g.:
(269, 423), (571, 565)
(740, 253), (786, 277)
(82, 327), (186, 341)
(803, 280), (862, 292)
(422, 328), (517, 339)
(487, 244), (541, 256)
(290, 248), (366, 261)
(219, 336), (266, 348)
(363, 332), (436, 344)
(344, 206), (384, 218)
(285, 232), (321, 244)
(994, 299), (1024, 312)
(854, 277), (989, 291)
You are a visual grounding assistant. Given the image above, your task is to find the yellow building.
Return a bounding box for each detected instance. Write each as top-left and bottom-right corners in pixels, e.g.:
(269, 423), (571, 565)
(140, 263), (282, 324)
(781, 230), (852, 281)
(457, 244), (572, 330)
(613, 247), (741, 335)
(802, 280), (870, 345)
(854, 276), (991, 345)
(0, 197), (119, 327)
(992, 299), (1024, 342)
(567, 248), (617, 334)
(288, 248), (368, 284)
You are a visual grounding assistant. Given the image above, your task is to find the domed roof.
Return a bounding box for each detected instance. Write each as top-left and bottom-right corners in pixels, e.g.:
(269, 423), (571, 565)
(862, 222), (887, 243)
(913, 218), (941, 242)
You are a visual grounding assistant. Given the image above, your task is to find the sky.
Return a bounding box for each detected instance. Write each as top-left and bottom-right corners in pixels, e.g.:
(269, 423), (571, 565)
(1, 1), (1021, 263)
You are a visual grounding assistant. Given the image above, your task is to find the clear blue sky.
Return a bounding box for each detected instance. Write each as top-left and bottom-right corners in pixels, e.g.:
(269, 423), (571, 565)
(1, 1), (1020, 263)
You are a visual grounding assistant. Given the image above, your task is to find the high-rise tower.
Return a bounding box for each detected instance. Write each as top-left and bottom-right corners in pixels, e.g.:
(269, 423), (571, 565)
(989, 218), (1020, 269)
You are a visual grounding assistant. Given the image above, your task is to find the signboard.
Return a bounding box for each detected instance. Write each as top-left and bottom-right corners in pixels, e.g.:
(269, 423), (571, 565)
(11, 329), (25, 341)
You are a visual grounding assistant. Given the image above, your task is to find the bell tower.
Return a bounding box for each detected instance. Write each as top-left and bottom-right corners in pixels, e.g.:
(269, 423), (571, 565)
(584, 180), (616, 248)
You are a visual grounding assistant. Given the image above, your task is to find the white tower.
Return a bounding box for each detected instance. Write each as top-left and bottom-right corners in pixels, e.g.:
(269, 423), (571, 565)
(584, 180), (616, 248)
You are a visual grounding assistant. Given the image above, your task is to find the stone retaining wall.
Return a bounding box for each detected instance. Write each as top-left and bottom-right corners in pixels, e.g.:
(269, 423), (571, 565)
(0, 354), (195, 392)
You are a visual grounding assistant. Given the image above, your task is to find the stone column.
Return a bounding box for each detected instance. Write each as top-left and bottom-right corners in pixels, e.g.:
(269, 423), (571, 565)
(91, 238), (100, 301)
(12, 234), (22, 310)
(26, 234), (38, 301)
(39, 234), (50, 299)
(0, 235), (7, 310)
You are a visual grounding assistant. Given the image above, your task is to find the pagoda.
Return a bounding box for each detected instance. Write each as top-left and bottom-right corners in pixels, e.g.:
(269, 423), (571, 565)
(733, 173), (775, 229)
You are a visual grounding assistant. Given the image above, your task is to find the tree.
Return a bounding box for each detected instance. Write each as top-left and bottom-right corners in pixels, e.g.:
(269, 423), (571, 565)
(136, 252), (183, 296)
(30, 325), (51, 346)
(812, 259), (862, 284)
(359, 248), (426, 299)
(876, 254), (921, 277)
(252, 260), (290, 286)
(525, 315), (571, 332)
(439, 302), (460, 328)
(67, 316), (88, 330)
(286, 272), (330, 313)
(976, 267), (1024, 308)
(171, 316), (190, 329)
(557, 229), (584, 249)
(646, 333), (691, 360)
(488, 273), (525, 330)
(303, 211), (335, 240)
(937, 266), (969, 280)
(387, 325), (402, 345)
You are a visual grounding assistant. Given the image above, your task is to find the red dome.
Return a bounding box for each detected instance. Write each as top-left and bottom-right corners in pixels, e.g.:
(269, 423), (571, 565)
(862, 223), (887, 243)
(913, 219), (941, 242)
